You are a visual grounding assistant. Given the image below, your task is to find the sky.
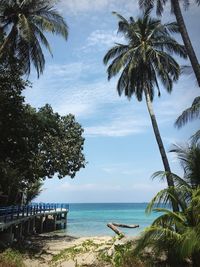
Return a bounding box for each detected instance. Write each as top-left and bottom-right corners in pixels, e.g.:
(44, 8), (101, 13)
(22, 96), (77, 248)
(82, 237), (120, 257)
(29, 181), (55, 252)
(25, 0), (200, 203)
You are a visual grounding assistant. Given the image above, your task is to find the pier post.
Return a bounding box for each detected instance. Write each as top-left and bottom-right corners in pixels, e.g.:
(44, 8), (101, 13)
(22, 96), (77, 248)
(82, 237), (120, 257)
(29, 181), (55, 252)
(64, 212), (67, 229)
(15, 223), (23, 241)
(53, 215), (57, 231)
(40, 216), (44, 233)
(0, 226), (14, 245)
(25, 219), (30, 235)
(32, 217), (36, 234)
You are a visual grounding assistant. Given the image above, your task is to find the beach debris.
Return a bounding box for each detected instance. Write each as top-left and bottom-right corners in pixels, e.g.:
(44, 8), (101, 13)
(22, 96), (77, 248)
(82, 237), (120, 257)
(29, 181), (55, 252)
(112, 223), (139, 229)
(107, 222), (139, 237)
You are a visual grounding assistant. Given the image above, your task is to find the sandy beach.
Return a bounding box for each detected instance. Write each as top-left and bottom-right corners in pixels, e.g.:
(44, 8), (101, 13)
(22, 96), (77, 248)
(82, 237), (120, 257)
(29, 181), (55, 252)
(23, 233), (114, 267)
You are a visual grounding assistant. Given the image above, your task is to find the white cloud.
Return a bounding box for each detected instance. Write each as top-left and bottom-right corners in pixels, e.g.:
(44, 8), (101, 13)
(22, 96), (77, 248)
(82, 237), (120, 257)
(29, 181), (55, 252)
(54, 79), (121, 118)
(55, 181), (165, 196)
(85, 114), (149, 137)
(102, 164), (143, 176)
(26, 58), (199, 138)
(84, 30), (125, 50)
(59, 0), (138, 14)
(58, 182), (121, 192)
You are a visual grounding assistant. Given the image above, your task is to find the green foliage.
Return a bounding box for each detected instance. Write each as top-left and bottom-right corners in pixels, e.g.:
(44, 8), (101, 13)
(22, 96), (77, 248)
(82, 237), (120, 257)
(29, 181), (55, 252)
(0, 0), (68, 77)
(135, 188), (200, 266)
(0, 249), (25, 267)
(25, 179), (44, 204)
(0, 58), (85, 206)
(98, 241), (145, 267)
(51, 245), (83, 263)
(51, 239), (100, 266)
(135, 135), (200, 266)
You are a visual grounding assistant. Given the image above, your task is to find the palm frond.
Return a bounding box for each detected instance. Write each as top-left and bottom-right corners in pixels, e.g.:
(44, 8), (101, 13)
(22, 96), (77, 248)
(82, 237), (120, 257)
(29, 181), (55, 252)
(190, 130), (200, 144)
(103, 44), (129, 65)
(134, 225), (182, 255)
(0, 0), (68, 76)
(146, 187), (178, 214)
(164, 21), (180, 33)
(175, 96), (200, 128)
(153, 208), (186, 224)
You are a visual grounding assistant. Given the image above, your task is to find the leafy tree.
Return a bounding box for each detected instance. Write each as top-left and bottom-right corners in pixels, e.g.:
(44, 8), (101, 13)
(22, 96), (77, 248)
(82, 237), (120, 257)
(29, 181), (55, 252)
(0, 60), (86, 205)
(139, 0), (200, 87)
(103, 12), (186, 211)
(0, 0), (68, 77)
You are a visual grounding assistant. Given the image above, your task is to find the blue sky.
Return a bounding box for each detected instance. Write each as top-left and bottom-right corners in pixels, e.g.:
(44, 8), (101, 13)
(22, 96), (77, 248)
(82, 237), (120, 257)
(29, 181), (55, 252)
(25, 0), (200, 203)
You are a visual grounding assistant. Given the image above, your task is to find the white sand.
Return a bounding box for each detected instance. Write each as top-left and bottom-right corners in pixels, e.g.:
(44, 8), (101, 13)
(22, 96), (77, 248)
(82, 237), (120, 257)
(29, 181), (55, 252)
(23, 234), (113, 267)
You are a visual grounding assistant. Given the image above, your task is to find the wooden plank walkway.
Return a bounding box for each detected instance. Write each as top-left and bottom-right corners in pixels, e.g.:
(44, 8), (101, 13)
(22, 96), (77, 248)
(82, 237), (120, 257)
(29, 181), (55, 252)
(0, 203), (69, 231)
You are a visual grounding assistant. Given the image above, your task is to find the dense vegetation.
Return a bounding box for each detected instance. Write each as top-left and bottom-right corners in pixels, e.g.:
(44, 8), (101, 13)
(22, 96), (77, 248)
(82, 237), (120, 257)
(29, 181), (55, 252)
(0, 1), (85, 206)
(133, 135), (200, 266)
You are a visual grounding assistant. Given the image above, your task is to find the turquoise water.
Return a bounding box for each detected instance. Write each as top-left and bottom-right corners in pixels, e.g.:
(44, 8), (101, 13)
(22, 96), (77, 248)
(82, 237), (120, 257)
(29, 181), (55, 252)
(65, 203), (158, 237)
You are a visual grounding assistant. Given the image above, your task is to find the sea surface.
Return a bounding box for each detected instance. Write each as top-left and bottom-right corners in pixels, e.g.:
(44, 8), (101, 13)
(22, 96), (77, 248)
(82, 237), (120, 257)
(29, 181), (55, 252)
(65, 203), (158, 237)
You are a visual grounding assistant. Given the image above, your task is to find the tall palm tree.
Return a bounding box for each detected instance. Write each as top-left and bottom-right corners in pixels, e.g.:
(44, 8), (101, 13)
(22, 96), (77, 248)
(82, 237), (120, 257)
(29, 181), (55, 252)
(139, 0), (200, 87)
(103, 12), (187, 211)
(0, 0), (68, 77)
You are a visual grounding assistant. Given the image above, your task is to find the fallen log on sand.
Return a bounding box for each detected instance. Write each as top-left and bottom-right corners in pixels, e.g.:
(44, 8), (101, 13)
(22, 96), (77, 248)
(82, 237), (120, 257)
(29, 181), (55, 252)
(112, 223), (139, 229)
(107, 222), (139, 237)
(107, 223), (124, 236)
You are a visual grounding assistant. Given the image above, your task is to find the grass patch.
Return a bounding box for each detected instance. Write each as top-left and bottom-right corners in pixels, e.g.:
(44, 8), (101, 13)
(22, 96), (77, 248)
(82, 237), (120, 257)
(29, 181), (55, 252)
(0, 249), (25, 267)
(51, 239), (101, 266)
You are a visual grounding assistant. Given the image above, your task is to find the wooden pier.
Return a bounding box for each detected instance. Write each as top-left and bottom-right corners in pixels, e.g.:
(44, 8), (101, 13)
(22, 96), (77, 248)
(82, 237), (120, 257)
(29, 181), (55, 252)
(0, 203), (69, 245)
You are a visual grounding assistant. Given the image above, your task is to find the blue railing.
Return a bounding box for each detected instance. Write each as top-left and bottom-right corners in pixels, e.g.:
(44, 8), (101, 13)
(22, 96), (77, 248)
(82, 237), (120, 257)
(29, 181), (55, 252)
(0, 203), (69, 223)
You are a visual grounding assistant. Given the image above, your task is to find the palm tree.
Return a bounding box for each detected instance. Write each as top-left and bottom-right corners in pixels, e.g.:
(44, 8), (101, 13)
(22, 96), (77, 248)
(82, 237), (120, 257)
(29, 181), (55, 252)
(103, 12), (187, 211)
(139, 0), (200, 87)
(135, 136), (200, 265)
(135, 187), (200, 266)
(0, 0), (68, 77)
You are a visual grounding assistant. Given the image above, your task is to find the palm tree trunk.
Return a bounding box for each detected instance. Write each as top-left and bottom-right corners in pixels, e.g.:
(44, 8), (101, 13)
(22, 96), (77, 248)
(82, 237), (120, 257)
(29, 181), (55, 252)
(172, 0), (200, 87)
(144, 89), (179, 212)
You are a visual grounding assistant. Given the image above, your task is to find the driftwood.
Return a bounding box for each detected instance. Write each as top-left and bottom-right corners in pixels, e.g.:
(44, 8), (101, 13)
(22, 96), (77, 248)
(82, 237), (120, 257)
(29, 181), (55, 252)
(107, 222), (139, 236)
(107, 223), (125, 236)
(112, 223), (139, 229)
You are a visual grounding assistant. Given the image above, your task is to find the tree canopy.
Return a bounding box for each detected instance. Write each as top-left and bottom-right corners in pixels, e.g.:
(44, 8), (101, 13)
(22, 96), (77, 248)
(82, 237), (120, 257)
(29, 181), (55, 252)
(0, 60), (86, 205)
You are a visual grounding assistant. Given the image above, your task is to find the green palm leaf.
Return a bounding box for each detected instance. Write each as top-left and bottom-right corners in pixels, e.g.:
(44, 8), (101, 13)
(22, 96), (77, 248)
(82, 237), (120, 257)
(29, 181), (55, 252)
(0, 0), (68, 76)
(175, 96), (200, 128)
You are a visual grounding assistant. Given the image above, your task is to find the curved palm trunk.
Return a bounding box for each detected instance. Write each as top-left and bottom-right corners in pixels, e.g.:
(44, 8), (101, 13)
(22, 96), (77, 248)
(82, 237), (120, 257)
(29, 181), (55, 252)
(172, 0), (200, 87)
(144, 89), (179, 212)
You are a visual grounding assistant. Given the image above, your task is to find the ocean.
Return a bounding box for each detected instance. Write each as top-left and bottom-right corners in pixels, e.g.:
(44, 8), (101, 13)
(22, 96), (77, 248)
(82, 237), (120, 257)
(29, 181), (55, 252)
(65, 203), (158, 237)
